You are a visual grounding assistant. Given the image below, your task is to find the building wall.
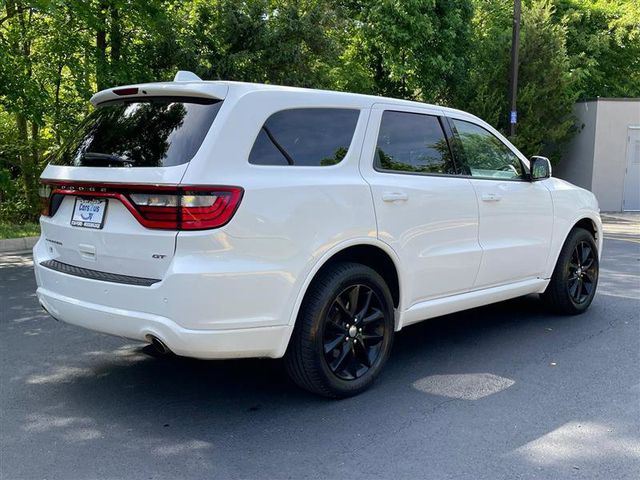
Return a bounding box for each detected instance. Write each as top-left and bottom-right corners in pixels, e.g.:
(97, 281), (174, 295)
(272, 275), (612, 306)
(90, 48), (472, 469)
(556, 101), (597, 190)
(556, 98), (640, 212)
(591, 100), (640, 211)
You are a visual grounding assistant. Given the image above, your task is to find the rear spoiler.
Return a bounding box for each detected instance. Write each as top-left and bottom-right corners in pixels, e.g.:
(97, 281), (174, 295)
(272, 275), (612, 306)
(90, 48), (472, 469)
(90, 71), (228, 106)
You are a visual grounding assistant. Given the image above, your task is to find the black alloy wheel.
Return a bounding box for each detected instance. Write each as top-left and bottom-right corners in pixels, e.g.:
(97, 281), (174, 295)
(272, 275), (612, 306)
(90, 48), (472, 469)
(322, 284), (386, 381)
(567, 240), (597, 304)
(285, 262), (394, 398)
(543, 227), (599, 315)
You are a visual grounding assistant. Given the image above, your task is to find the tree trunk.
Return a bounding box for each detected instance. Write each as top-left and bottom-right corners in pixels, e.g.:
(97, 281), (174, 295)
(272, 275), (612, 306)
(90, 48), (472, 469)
(110, 3), (121, 68)
(53, 60), (63, 143)
(96, 1), (108, 91)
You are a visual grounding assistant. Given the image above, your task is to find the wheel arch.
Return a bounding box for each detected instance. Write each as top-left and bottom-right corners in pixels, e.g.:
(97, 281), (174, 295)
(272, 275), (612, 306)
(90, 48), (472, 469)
(544, 213), (602, 281)
(284, 239), (403, 341)
(573, 217), (599, 242)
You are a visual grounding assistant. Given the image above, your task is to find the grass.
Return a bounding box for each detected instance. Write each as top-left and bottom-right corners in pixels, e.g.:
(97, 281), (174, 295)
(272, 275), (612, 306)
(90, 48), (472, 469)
(0, 222), (40, 239)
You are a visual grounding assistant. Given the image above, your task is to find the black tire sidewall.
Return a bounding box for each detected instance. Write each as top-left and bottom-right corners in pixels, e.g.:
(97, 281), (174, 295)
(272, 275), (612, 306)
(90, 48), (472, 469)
(306, 264), (394, 396)
(554, 228), (599, 313)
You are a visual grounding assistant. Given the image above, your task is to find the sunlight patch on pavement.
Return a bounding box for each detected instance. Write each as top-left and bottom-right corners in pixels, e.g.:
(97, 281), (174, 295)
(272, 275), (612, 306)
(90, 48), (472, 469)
(62, 427), (103, 442)
(597, 270), (640, 299)
(23, 413), (94, 433)
(154, 440), (213, 456)
(26, 366), (94, 385)
(412, 373), (515, 400)
(511, 421), (640, 465)
(0, 253), (34, 268)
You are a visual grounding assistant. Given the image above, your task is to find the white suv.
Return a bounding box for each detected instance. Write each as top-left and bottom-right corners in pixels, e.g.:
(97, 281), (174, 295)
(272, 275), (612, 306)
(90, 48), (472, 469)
(34, 71), (602, 397)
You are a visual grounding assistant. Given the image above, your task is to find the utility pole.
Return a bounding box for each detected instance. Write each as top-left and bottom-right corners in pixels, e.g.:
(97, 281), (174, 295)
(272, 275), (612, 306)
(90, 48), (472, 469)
(508, 0), (521, 137)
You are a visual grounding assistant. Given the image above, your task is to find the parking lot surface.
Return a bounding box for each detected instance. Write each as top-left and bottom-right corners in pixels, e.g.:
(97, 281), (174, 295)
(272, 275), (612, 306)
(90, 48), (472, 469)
(1, 218), (639, 479)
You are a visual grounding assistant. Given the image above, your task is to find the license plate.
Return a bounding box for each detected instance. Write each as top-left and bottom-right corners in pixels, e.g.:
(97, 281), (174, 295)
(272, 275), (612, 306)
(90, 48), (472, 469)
(71, 198), (108, 229)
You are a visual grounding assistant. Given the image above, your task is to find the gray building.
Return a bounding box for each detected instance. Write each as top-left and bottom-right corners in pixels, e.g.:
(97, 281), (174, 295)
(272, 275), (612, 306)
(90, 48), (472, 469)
(555, 98), (640, 212)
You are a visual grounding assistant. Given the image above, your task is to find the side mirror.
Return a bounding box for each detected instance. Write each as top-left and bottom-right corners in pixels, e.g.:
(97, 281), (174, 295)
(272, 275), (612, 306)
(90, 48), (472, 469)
(530, 156), (552, 181)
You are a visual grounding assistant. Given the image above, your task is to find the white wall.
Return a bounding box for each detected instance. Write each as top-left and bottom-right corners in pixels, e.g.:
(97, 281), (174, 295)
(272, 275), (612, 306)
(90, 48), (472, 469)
(556, 99), (640, 212)
(591, 100), (640, 211)
(556, 101), (597, 191)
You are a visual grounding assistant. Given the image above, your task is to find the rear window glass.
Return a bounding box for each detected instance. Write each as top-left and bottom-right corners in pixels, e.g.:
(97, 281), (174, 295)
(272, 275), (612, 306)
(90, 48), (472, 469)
(51, 97), (222, 167)
(249, 108), (360, 166)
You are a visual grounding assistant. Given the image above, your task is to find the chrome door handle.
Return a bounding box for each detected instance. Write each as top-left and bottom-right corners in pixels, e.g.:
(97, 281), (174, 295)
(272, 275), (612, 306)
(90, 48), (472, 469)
(481, 192), (502, 202)
(382, 192), (408, 202)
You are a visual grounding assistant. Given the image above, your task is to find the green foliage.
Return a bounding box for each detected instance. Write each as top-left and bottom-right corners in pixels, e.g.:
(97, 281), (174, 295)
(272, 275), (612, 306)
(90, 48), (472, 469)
(0, 222), (40, 239)
(459, 0), (577, 161)
(1, 0), (638, 229)
(556, 0), (640, 98)
(335, 0), (474, 103)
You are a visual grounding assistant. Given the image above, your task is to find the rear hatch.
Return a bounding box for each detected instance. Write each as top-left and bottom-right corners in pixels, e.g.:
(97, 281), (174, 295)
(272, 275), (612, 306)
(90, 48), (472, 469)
(39, 86), (238, 281)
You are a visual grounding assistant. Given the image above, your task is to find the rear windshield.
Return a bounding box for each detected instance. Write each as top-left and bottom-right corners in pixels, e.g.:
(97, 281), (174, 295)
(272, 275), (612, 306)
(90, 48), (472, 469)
(51, 97), (222, 167)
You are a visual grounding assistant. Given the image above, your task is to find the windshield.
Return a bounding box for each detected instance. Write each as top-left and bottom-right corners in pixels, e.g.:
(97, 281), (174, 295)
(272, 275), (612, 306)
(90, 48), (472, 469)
(51, 97), (222, 167)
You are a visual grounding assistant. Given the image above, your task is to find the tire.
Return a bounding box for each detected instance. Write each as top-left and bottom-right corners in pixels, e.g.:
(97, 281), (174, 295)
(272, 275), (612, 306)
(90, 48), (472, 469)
(542, 227), (599, 315)
(285, 262), (395, 398)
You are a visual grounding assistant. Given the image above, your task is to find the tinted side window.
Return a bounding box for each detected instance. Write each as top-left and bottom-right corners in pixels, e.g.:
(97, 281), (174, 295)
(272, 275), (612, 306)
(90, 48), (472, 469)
(451, 119), (523, 179)
(375, 111), (455, 175)
(249, 108), (359, 166)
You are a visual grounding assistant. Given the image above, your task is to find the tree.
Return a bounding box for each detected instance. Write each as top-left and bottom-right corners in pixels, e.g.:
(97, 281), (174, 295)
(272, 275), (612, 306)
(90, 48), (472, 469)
(459, 0), (576, 162)
(334, 0), (473, 104)
(556, 0), (640, 99)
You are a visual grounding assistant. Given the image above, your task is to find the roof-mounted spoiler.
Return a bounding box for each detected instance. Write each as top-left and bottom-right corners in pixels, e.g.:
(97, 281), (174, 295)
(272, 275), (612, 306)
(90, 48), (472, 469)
(90, 71), (227, 106)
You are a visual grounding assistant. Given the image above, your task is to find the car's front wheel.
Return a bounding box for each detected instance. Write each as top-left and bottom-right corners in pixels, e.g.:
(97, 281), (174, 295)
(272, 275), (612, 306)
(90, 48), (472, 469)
(285, 262), (394, 398)
(542, 227), (599, 315)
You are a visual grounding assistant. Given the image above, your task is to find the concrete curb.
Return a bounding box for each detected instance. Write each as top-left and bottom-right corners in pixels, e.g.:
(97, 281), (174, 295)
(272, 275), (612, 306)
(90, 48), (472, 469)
(0, 236), (39, 254)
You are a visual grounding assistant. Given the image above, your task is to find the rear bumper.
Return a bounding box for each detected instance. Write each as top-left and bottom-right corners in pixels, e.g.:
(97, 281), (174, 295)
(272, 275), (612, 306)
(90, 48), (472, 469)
(33, 234), (296, 359)
(37, 286), (291, 359)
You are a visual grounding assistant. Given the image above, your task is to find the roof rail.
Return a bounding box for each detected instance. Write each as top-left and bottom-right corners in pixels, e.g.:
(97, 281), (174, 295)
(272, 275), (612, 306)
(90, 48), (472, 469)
(174, 70), (202, 82)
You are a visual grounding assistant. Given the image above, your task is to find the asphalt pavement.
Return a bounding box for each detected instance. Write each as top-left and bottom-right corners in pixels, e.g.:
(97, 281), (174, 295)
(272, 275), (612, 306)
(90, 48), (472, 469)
(1, 219), (639, 480)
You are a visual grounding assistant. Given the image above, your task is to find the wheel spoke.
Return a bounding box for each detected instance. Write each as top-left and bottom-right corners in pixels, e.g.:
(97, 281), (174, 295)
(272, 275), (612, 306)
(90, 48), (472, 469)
(361, 332), (383, 345)
(356, 290), (373, 320)
(327, 316), (347, 334)
(362, 308), (383, 325)
(582, 279), (594, 295)
(354, 341), (372, 368)
(569, 277), (580, 299)
(580, 244), (592, 264)
(330, 342), (351, 372)
(574, 278), (584, 301)
(583, 270), (596, 284)
(348, 285), (360, 316)
(324, 334), (344, 354)
(571, 249), (581, 267)
(335, 297), (351, 318)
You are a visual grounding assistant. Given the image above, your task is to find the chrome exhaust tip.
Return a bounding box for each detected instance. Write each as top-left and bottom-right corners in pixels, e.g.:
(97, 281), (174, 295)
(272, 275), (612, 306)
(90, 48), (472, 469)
(147, 335), (171, 355)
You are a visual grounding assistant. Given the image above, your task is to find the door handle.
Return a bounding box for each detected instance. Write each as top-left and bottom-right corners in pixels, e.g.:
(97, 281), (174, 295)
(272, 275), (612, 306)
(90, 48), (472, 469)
(382, 192), (408, 202)
(481, 192), (502, 202)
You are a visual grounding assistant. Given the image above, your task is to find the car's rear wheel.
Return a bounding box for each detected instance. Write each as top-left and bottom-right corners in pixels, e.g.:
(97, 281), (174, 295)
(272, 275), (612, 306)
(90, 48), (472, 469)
(542, 227), (599, 315)
(285, 262), (394, 398)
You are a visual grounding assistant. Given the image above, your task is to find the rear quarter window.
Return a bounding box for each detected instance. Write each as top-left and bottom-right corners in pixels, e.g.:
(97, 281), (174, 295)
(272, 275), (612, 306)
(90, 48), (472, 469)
(249, 108), (360, 166)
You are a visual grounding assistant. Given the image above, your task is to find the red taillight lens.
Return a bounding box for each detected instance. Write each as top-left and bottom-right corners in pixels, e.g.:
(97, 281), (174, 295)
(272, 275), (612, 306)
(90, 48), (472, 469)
(39, 183), (52, 216)
(128, 187), (243, 230)
(40, 182), (243, 230)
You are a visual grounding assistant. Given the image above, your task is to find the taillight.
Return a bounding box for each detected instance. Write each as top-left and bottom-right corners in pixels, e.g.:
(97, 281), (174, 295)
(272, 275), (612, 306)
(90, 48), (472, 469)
(39, 183), (52, 216)
(129, 187), (243, 230)
(39, 181), (243, 230)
